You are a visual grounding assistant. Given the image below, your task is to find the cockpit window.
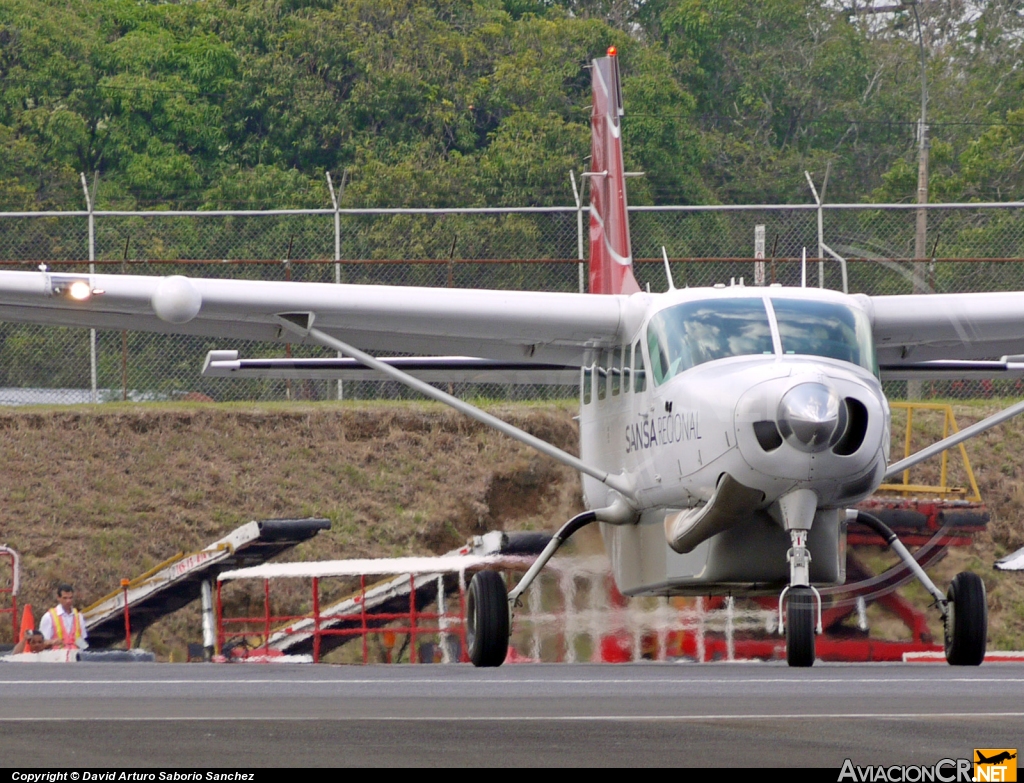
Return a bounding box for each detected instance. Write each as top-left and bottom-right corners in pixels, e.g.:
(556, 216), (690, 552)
(772, 299), (875, 372)
(646, 299), (774, 385)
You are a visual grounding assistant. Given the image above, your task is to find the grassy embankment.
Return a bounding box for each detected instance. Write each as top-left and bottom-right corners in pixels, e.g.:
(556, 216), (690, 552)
(0, 401), (583, 658)
(0, 400), (1021, 657)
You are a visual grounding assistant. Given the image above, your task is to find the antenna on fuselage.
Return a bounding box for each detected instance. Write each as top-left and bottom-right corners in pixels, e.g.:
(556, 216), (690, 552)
(662, 246), (676, 291)
(801, 247), (807, 288)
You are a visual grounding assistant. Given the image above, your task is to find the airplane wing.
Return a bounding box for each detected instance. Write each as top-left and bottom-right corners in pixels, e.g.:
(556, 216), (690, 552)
(869, 291), (1024, 377)
(0, 270), (630, 365)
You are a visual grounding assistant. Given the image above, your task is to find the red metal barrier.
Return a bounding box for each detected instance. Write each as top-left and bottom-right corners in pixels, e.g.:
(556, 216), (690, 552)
(216, 572), (470, 663)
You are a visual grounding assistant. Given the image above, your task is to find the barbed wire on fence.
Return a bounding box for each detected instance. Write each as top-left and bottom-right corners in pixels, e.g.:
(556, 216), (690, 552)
(3, 202), (1024, 404)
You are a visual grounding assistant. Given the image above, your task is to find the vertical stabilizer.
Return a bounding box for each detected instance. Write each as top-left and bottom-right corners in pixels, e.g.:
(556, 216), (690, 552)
(589, 51), (641, 295)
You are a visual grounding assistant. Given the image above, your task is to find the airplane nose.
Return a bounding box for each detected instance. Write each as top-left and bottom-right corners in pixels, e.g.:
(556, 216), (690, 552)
(777, 382), (845, 453)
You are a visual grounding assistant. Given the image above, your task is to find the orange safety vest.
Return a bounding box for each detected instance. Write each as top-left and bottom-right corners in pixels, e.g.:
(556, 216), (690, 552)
(47, 607), (83, 649)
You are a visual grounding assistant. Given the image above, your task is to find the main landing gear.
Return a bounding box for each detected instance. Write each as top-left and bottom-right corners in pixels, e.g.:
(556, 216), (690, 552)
(467, 510), (598, 667)
(944, 571), (987, 666)
(845, 510), (987, 667)
(466, 570), (510, 667)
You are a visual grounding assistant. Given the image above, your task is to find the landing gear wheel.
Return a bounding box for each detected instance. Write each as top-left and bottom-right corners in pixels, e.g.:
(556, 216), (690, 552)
(467, 570), (510, 667)
(786, 588), (816, 668)
(944, 572), (987, 666)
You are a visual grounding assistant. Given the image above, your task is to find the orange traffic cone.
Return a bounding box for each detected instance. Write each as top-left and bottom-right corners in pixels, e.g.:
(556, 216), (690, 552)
(19, 604), (33, 641)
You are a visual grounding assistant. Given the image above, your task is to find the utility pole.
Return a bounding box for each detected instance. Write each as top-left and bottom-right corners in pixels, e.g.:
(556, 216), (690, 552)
(852, 2), (928, 400)
(852, 2), (929, 288)
(908, 0), (929, 295)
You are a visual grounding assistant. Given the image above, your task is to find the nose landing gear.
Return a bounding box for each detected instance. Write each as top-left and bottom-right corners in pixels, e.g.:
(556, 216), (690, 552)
(783, 587), (818, 667)
(779, 527), (823, 667)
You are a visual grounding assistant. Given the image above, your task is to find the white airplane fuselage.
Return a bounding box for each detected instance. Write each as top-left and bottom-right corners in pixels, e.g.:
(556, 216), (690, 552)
(579, 284), (891, 596)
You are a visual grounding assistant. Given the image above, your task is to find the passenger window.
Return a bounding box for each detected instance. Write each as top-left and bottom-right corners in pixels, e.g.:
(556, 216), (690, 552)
(611, 346), (621, 396)
(582, 366), (593, 405)
(634, 342), (646, 392)
(597, 349), (608, 401)
(623, 344), (632, 391)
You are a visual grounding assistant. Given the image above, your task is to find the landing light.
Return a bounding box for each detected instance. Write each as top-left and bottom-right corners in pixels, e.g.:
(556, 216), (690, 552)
(68, 280), (92, 301)
(49, 275), (103, 302)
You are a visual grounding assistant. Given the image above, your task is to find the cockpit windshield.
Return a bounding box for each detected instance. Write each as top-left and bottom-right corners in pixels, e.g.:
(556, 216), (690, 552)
(772, 298), (875, 373)
(644, 296), (877, 385)
(646, 298), (774, 385)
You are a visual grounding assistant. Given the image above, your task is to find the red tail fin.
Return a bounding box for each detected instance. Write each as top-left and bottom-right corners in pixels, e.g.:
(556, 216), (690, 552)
(589, 52), (641, 296)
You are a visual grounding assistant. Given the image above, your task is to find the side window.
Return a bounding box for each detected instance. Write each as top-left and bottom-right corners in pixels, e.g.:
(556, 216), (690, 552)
(623, 344), (632, 392)
(597, 349), (608, 401)
(647, 329), (667, 386)
(582, 365), (593, 405)
(634, 341), (646, 392)
(611, 346), (621, 396)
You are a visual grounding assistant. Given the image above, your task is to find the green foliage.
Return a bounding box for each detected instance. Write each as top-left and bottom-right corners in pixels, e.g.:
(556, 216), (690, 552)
(0, 0), (1022, 211)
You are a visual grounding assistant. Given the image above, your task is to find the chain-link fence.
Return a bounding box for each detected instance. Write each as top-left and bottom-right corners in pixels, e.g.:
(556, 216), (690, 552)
(2, 202), (1024, 404)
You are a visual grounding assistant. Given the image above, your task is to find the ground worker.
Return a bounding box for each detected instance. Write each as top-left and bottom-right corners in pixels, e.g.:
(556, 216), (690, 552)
(12, 629), (45, 654)
(39, 583), (88, 650)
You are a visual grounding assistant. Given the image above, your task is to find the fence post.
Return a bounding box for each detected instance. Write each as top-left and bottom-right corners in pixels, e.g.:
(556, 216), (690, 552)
(408, 573), (417, 663)
(215, 580), (224, 656)
(437, 574), (448, 663)
(80, 173), (98, 403)
(263, 578), (271, 653)
(360, 574), (368, 664)
(754, 225), (765, 286)
(804, 166), (829, 289)
(458, 570), (468, 663)
(570, 171), (585, 294)
(312, 576), (320, 664)
(201, 579), (215, 660)
(326, 172), (346, 401)
(121, 578), (131, 649)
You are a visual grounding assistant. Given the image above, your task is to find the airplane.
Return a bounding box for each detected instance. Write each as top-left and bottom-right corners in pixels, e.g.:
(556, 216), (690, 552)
(0, 48), (1018, 667)
(976, 752), (1017, 765)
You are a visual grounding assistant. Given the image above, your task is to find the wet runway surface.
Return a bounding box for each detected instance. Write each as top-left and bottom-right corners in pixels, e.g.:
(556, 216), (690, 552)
(1, 662), (1021, 766)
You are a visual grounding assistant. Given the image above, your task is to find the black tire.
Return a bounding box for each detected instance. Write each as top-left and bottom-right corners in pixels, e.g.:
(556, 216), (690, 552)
(945, 571), (987, 666)
(786, 588), (816, 668)
(467, 570), (509, 667)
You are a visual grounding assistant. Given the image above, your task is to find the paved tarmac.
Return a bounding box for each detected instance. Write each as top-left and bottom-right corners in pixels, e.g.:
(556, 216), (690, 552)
(0, 662), (1021, 766)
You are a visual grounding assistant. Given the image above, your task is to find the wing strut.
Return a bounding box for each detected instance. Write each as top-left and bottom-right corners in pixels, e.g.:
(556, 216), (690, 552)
(883, 398), (1024, 480)
(275, 314), (636, 501)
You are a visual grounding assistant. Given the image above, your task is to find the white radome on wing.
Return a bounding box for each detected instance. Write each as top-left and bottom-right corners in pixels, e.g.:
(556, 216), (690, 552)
(151, 275), (202, 324)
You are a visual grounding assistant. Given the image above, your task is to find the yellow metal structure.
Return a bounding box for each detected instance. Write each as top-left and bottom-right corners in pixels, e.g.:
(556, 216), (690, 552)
(878, 402), (982, 501)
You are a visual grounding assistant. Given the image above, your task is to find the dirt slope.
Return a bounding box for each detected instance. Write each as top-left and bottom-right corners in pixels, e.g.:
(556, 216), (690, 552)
(0, 401), (583, 656)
